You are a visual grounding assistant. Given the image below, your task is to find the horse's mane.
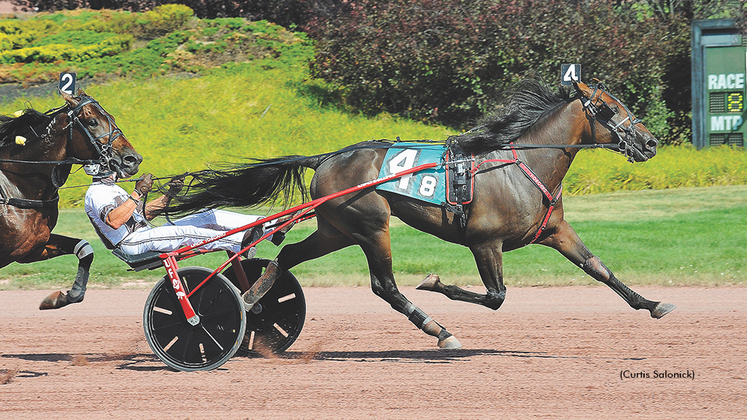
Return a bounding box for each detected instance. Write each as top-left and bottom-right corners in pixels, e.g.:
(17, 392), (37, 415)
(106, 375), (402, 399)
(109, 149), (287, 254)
(449, 78), (576, 154)
(0, 108), (59, 149)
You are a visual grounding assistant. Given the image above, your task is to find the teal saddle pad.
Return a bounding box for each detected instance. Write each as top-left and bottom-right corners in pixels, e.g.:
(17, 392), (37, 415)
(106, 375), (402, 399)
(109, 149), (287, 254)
(376, 143), (446, 205)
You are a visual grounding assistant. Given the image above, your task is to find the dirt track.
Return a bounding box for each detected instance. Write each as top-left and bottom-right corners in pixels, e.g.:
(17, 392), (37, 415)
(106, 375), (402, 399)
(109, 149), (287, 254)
(1, 285), (745, 419)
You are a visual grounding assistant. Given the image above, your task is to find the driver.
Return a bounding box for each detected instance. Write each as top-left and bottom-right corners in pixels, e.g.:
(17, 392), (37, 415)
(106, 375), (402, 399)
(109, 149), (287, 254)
(83, 164), (272, 258)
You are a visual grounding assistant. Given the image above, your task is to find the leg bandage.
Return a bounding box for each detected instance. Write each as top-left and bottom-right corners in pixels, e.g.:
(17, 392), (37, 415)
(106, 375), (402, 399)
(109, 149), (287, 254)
(405, 303), (434, 329)
(68, 240), (93, 303)
(437, 328), (453, 341)
(74, 240), (94, 260)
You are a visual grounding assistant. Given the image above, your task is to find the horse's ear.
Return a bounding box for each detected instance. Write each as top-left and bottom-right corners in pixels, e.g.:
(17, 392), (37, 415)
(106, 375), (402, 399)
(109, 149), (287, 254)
(574, 81), (592, 97)
(60, 89), (79, 107)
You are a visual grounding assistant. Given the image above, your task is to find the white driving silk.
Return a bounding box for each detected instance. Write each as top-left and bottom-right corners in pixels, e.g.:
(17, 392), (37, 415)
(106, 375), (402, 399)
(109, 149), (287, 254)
(85, 179), (263, 254)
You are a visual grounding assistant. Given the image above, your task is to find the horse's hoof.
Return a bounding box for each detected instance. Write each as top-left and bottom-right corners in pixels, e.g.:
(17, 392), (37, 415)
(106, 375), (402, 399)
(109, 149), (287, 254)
(438, 335), (462, 349)
(484, 289), (506, 310)
(650, 302), (676, 319)
(416, 273), (441, 291)
(39, 291), (70, 310)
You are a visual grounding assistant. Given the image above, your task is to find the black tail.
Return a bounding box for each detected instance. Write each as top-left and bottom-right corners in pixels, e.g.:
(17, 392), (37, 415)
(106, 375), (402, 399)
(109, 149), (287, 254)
(163, 155), (321, 216)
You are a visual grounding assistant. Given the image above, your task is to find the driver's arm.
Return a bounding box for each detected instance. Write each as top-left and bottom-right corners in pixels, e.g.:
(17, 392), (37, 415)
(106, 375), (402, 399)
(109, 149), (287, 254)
(143, 174), (184, 221)
(105, 190), (144, 229)
(144, 195), (169, 220)
(105, 173), (154, 228)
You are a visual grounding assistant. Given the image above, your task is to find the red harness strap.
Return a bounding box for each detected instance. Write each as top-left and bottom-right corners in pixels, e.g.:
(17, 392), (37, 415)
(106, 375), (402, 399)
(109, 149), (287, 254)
(471, 144), (562, 244)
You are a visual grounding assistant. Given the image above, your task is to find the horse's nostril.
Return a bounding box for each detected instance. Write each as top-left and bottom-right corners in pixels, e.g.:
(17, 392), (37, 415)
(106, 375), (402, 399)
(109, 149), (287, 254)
(646, 140), (658, 149)
(124, 155), (140, 164)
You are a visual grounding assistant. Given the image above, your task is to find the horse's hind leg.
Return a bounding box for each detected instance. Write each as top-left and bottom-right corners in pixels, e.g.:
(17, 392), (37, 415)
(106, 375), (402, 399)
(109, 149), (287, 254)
(353, 227), (461, 349)
(37, 235), (94, 310)
(241, 226), (356, 309)
(242, 213), (461, 349)
(542, 221), (675, 319)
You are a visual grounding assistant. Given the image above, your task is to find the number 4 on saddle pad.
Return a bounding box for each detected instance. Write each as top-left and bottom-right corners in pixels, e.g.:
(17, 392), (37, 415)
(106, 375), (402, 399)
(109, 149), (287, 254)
(376, 143), (474, 207)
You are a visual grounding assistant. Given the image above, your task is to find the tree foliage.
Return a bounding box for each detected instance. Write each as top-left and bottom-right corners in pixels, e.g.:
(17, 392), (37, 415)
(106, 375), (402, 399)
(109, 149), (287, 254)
(9, 0), (349, 27)
(306, 0), (746, 142)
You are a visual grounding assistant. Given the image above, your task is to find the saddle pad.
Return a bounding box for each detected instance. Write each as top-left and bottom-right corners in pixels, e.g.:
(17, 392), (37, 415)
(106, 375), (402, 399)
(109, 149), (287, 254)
(376, 143), (446, 205)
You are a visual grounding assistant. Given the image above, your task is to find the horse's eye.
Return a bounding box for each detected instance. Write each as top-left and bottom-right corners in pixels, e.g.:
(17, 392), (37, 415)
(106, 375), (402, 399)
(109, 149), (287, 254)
(87, 119), (98, 127)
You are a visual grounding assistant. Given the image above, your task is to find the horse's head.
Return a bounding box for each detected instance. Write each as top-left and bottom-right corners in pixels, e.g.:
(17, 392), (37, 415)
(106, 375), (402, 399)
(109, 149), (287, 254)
(60, 90), (143, 178)
(573, 81), (658, 162)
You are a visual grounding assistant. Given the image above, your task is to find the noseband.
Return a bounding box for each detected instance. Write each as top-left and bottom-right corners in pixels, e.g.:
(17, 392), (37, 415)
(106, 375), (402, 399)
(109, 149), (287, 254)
(576, 83), (644, 162)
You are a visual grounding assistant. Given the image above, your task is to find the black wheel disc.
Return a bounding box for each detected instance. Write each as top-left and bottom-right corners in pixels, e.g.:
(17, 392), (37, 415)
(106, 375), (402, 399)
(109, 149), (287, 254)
(223, 259), (305, 356)
(143, 267), (246, 371)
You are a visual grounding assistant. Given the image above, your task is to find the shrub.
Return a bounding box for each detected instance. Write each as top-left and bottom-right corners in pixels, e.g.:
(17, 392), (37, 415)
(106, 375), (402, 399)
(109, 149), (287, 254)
(0, 34), (132, 63)
(306, 0), (747, 142)
(131, 4), (194, 39)
(0, 9), (310, 83)
(30, 30), (118, 47)
(307, 0), (682, 133)
(566, 144), (747, 194)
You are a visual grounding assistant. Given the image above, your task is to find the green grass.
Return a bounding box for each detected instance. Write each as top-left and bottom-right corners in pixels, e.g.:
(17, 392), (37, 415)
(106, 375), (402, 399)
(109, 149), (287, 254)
(2, 185), (745, 290)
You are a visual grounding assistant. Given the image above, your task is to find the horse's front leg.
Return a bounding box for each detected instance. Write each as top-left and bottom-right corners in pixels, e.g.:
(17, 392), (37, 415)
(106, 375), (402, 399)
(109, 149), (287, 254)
(416, 241), (507, 310)
(541, 221), (675, 318)
(36, 235), (94, 310)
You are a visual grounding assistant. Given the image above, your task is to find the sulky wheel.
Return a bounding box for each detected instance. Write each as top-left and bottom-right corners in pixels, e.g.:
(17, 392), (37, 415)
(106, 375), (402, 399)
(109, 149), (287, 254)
(222, 258), (305, 356)
(143, 266), (246, 371)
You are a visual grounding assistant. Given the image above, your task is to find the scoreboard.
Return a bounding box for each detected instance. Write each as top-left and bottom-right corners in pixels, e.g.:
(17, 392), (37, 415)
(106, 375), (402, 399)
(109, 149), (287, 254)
(692, 19), (746, 148)
(706, 46), (745, 146)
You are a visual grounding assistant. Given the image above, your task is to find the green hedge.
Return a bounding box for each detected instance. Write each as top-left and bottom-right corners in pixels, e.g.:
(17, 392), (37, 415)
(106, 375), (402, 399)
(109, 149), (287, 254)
(0, 34), (133, 64)
(566, 145), (747, 194)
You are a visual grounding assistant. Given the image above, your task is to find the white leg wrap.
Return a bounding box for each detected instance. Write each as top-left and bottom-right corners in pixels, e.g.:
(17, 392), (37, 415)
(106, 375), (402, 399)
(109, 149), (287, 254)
(74, 240), (94, 259)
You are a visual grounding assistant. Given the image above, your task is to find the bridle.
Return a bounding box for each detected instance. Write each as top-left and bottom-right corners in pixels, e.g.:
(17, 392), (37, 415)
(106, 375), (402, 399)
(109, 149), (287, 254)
(0, 95), (122, 208)
(0, 95), (122, 169)
(66, 94), (125, 173)
(574, 82), (646, 163)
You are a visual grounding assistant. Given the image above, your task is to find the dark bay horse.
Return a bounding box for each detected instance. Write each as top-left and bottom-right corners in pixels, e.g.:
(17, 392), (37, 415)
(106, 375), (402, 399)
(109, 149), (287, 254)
(169, 79), (675, 349)
(0, 90), (142, 309)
